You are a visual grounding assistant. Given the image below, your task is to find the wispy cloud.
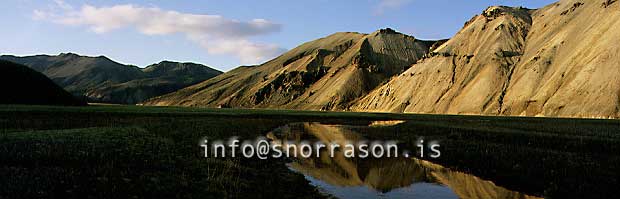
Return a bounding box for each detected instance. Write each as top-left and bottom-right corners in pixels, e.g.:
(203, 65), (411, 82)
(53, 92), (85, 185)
(33, 1), (286, 65)
(373, 0), (412, 15)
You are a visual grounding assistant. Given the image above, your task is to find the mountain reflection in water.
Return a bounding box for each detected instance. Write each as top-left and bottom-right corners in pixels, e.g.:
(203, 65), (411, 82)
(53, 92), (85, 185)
(267, 122), (541, 199)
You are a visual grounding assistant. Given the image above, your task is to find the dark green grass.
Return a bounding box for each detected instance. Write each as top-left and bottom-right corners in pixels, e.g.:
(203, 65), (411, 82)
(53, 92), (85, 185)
(0, 104), (618, 198)
(354, 119), (620, 199)
(0, 105), (327, 199)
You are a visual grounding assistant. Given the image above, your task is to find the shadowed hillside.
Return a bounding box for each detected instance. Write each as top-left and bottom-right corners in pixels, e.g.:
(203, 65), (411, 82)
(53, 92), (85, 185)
(0, 54), (222, 104)
(0, 60), (85, 106)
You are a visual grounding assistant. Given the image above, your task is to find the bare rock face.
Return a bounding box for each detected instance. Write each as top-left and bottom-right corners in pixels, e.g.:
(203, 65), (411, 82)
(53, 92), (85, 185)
(354, 0), (620, 119)
(144, 29), (436, 110)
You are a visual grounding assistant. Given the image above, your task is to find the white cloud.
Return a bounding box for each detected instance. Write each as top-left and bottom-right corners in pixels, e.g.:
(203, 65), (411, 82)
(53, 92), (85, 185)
(33, 1), (286, 65)
(189, 35), (286, 64)
(374, 0), (412, 15)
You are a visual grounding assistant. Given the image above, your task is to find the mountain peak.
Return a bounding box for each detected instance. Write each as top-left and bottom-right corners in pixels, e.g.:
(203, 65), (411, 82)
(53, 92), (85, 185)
(369, 28), (416, 40)
(57, 52), (114, 62)
(158, 60), (177, 65)
(481, 5), (533, 20)
(374, 28), (398, 34)
(59, 52), (79, 57)
(148, 60), (210, 69)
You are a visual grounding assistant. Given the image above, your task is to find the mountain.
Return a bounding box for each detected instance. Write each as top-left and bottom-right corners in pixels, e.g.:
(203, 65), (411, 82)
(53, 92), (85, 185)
(353, 0), (620, 119)
(0, 54), (222, 104)
(144, 29), (440, 109)
(353, 6), (533, 114)
(86, 61), (222, 104)
(0, 60), (85, 106)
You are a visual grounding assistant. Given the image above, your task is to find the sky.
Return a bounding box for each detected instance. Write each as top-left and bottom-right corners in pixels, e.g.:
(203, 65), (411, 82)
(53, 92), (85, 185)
(0, 0), (556, 71)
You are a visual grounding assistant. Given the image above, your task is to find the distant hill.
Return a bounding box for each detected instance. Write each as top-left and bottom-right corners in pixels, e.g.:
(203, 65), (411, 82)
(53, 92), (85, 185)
(0, 60), (85, 106)
(144, 28), (440, 109)
(0, 53), (222, 104)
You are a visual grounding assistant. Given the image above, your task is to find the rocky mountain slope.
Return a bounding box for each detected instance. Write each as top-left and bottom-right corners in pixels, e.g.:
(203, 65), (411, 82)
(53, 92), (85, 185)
(353, 0), (620, 119)
(145, 29), (439, 109)
(0, 60), (85, 106)
(353, 6), (533, 114)
(0, 54), (222, 104)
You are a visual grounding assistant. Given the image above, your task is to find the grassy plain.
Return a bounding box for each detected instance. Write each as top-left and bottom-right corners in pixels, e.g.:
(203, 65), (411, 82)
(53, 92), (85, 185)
(0, 105), (618, 198)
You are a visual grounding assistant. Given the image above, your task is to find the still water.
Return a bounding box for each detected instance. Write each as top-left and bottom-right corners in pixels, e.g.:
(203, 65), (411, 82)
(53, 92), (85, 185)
(268, 122), (541, 199)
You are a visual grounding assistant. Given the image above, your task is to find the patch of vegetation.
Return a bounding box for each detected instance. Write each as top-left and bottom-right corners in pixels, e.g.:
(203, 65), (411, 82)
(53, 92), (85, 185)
(0, 104), (618, 198)
(353, 117), (620, 199)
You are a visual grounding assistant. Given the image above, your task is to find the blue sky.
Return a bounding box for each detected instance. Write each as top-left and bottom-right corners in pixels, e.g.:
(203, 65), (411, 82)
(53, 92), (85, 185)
(1, 0), (556, 71)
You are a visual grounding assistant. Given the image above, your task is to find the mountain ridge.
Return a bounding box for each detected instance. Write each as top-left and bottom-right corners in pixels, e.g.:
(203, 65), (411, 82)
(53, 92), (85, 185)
(144, 28), (441, 109)
(8, 0), (616, 119)
(144, 0), (620, 119)
(0, 53), (223, 104)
